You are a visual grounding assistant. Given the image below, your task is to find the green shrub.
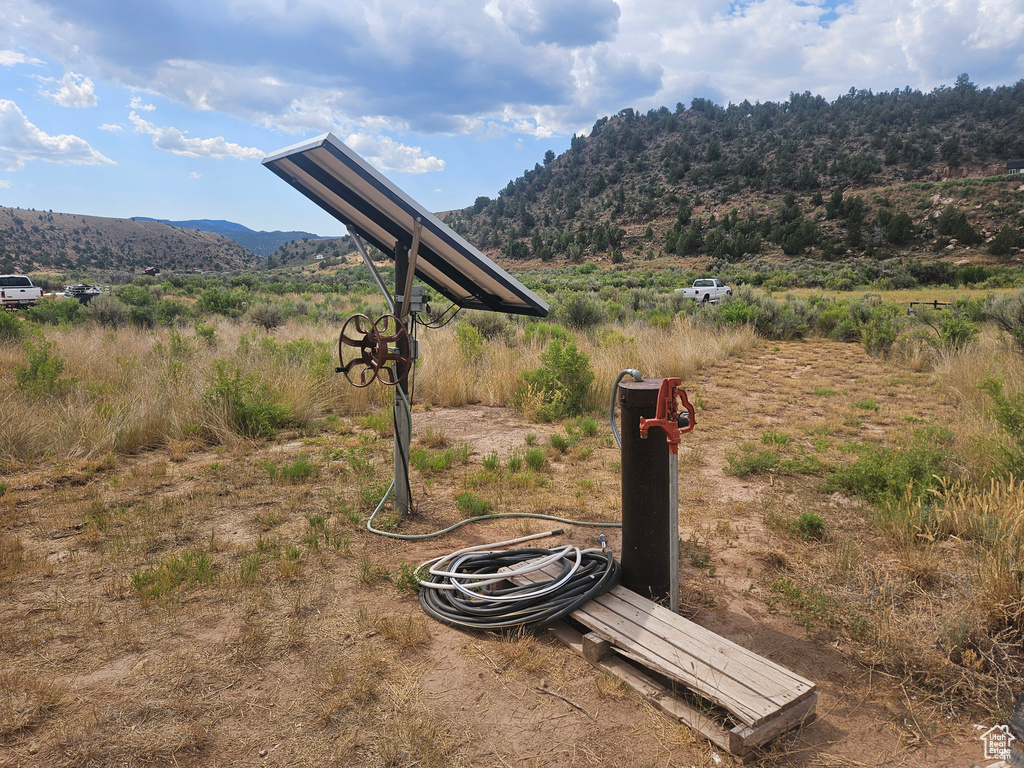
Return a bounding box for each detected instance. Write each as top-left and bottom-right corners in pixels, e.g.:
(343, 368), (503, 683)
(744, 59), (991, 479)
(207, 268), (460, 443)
(195, 323), (217, 346)
(988, 224), (1023, 259)
(792, 512), (826, 540)
(265, 453), (320, 482)
(15, 340), (75, 398)
(410, 442), (470, 473)
(725, 448), (779, 476)
(507, 449), (523, 472)
(455, 323), (484, 359)
(979, 377), (1024, 475)
(26, 298), (84, 326)
(204, 360), (290, 438)
(716, 297), (760, 326)
(198, 287), (248, 317)
(938, 314), (979, 350)
(154, 298), (192, 326)
(556, 292), (606, 330)
(130, 549), (216, 604)
(249, 301), (288, 331)
(825, 430), (948, 507)
(933, 203), (982, 245)
(986, 290), (1024, 353)
(115, 284), (154, 307)
(482, 451), (500, 470)
(456, 491), (492, 517)
(393, 562), (425, 591)
(524, 446), (548, 471)
(549, 433), (571, 453)
(523, 322), (572, 345)
(761, 428), (791, 446)
(517, 340), (595, 421)
(87, 294), (128, 327)
(861, 304), (903, 357)
(0, 310), (23, 342)
(463, 310), (512, 342)
(720, 288), (811, 341)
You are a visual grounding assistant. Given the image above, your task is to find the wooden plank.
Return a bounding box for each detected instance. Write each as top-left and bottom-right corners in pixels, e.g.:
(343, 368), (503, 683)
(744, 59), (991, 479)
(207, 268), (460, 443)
(511, 559), (810, 695)
(729, 692), (817, 751)
(506, 560), (814, 727)
(609, 585), (811, 692)
(548, 623), (756, 763)
(580, 592), (808, 724)
(578, 602), (775, 725)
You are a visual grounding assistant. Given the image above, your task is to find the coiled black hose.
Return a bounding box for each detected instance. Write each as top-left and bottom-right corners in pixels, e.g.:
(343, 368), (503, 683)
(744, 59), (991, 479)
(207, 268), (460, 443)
(418, 547), (621, 630)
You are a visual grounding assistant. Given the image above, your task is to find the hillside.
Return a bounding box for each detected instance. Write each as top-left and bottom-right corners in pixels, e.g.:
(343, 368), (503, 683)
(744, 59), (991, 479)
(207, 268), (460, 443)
(443, 76), (1024, 278)
(268, 233), (358, 267)
(131, 217), (326, 258)
(0, 207), (263, 274)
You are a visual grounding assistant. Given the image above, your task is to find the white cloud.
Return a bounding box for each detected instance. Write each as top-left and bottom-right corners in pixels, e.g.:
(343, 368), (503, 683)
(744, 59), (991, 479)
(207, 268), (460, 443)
(344, 134), (445, 174)
(0, 50), (43, 67)
(128, 111), (264, 159)
(2, 0), (1021, 151)
(129, 95), (156, 111)
(98, 122), (123, 132)
(0, 179), (12, 188)
(0, 99), (114, 171)
(190, 171), (202, 179)
(40, 72), (98, 108)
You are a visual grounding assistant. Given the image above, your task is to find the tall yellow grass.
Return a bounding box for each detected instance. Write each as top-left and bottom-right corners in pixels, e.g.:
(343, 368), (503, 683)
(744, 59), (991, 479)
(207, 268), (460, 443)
(416, 316), (755, 409)
(932, 476), (1024, 630)
(928, 327), (1024, 478)
(0, 315), (754, 466)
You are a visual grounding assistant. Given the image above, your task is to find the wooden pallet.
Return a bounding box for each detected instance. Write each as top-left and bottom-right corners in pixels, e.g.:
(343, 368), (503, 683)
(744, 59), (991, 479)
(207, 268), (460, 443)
(505, 560), (817, 762)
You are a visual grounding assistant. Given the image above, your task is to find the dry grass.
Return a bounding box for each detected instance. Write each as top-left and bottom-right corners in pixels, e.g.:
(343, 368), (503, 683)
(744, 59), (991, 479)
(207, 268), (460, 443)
(2, 304), (1022, 765)
(416, 315), (755, 410)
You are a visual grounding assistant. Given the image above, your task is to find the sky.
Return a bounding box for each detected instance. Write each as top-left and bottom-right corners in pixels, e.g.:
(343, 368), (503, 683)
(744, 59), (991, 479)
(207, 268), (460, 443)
(1, 1), (1022, 238)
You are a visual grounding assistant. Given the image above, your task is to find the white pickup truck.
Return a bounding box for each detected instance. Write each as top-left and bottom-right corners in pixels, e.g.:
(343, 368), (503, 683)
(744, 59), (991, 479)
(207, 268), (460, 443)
(676, 278), (732, 303)
(0, 275), (44, 308)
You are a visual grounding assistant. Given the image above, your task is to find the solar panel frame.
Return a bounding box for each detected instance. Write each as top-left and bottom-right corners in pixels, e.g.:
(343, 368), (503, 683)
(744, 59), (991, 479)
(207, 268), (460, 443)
(263, 133), (548, 317)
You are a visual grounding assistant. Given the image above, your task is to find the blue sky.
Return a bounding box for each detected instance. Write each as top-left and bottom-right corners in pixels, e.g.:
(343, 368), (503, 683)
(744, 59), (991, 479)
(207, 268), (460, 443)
(1, 0), (1022, 237)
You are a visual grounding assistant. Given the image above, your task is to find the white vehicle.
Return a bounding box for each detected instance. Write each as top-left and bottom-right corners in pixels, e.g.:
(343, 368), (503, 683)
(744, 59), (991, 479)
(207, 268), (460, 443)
(0, 275), (44, 308)
(676, 278), (732, 303)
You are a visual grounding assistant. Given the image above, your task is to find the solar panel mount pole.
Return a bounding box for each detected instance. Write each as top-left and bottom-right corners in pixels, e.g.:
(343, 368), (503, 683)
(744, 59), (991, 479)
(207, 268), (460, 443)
(352, 234), (395, 313)
(393, 223), (421, 519)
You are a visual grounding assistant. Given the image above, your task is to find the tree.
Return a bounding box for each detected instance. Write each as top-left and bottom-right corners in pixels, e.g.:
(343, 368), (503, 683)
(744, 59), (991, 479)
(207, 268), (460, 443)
(988, 225), (1023, 259)
(543, 150), (555, 166)
(884, 212), (917, 246)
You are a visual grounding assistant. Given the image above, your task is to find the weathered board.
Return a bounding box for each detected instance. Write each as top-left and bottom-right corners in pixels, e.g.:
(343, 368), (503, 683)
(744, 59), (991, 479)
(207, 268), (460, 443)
(505, 559), (817, 760)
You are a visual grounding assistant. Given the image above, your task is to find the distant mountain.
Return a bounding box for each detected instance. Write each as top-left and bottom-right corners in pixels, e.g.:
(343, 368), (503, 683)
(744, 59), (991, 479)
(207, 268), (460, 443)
(132, 217), (327, 257)
(0, 207), (262, 274)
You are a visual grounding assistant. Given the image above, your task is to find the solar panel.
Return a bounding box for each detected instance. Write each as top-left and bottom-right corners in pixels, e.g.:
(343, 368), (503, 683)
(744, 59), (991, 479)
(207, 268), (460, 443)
(263, 133), (549, 317)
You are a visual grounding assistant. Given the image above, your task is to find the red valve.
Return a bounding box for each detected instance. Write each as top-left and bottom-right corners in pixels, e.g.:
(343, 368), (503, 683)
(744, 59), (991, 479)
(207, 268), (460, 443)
(638, 377), (696, 454)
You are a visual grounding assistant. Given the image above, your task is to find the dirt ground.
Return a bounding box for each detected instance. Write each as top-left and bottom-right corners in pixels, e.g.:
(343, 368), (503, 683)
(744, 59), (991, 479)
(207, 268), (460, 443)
(0, 338), (1003, 767)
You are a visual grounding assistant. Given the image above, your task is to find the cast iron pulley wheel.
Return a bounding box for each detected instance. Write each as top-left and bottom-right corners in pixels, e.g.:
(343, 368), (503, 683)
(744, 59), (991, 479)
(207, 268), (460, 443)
(337, 313), (411, 387)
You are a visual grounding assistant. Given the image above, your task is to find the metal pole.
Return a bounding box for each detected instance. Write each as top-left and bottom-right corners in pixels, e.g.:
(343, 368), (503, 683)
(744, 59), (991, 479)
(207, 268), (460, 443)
(352, 234), (395, 313)
(393, 242), (412, 518)
(398, 218), (422, 320)
(668, 451), (679, 613)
